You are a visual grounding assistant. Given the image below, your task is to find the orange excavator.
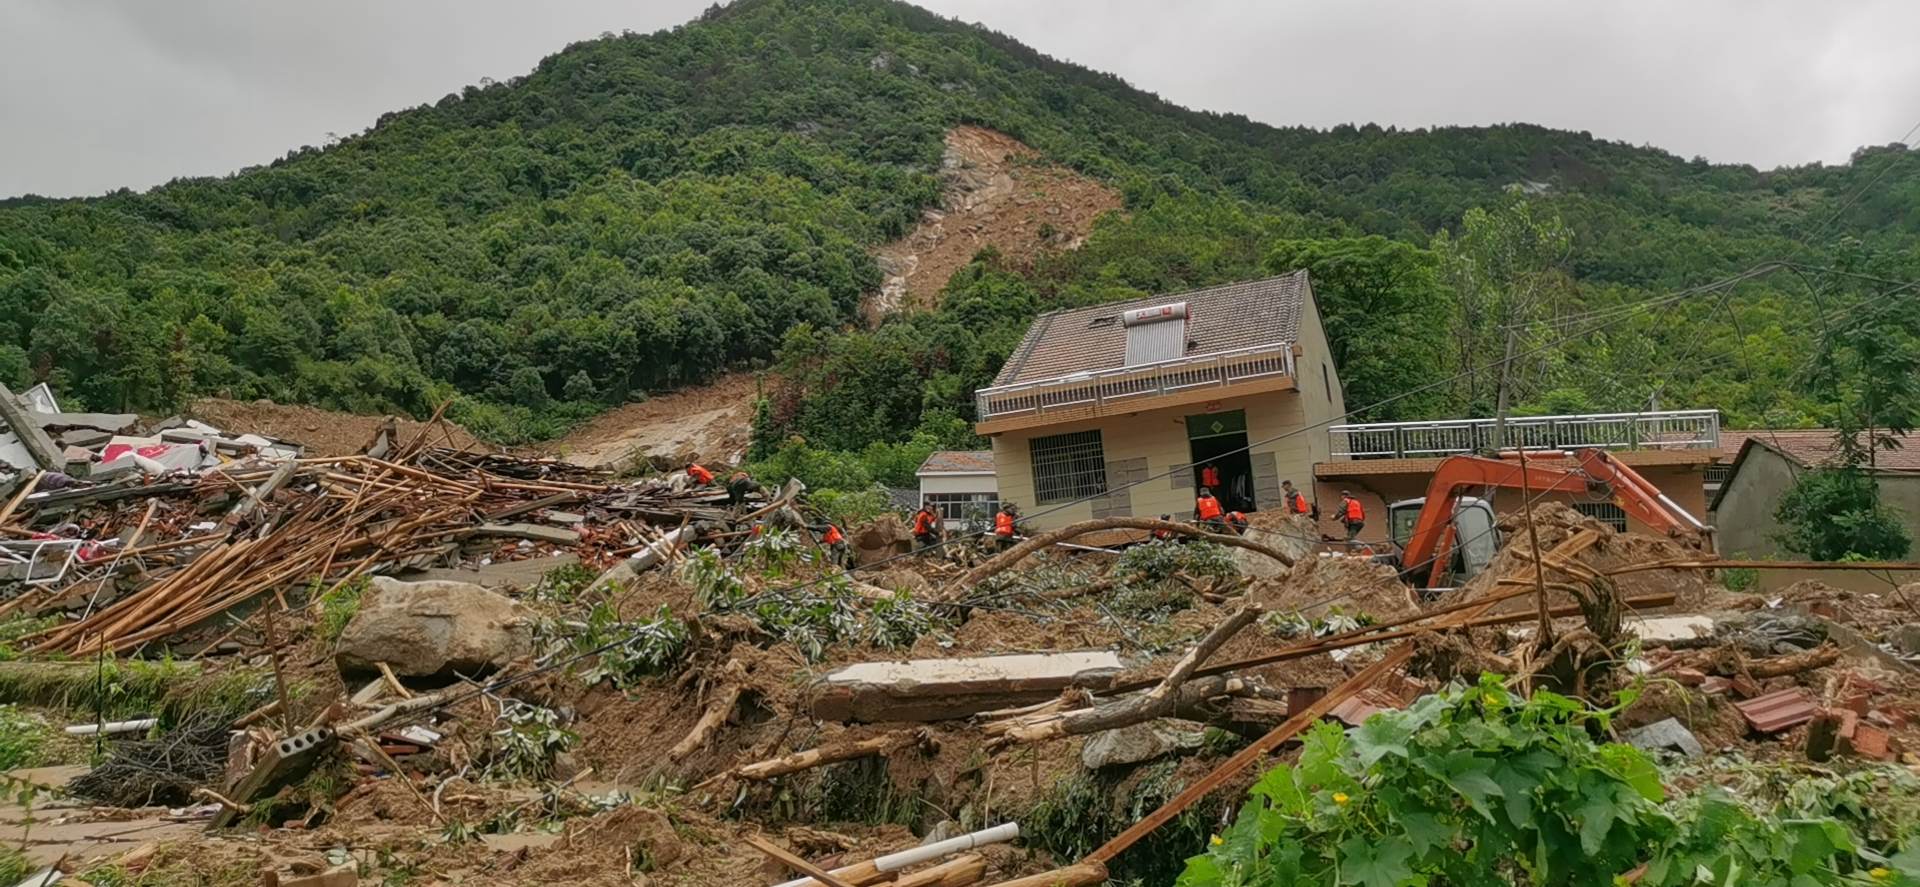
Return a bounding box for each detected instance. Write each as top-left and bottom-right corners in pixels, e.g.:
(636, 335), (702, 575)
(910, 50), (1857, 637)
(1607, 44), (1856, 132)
(1381, 447), (1712, 590)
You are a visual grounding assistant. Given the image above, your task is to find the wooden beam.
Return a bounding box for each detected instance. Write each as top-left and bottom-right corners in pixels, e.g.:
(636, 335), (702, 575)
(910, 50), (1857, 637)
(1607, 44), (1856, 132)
(744, 834), (857, 887)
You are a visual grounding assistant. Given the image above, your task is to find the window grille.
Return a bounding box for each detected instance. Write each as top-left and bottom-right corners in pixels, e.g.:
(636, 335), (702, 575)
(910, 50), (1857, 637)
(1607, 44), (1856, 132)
(1573, 501), (1628, 533)
(1030, 430), (1108, 504)
(923, 493), (998, 525)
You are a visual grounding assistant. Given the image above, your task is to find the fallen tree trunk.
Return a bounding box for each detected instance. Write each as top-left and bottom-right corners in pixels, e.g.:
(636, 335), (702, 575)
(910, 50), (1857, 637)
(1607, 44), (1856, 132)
(990, 607), (1260, 746)
(668, 660), (744, 761)
(737, 729), (933, 781)
(948, 517), (1294, 597)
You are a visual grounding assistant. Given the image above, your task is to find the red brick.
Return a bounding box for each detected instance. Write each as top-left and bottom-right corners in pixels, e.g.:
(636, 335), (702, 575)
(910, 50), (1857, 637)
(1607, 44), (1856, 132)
(1667, 668), (1707, 687)
(1850, 724), (1894, 760)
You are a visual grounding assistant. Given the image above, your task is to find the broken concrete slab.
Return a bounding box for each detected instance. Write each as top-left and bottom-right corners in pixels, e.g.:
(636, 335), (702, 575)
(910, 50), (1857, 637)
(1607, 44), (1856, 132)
(1624, 615), (1716, 645)
(396, 554), (581, 591)
(335, 577), (534, 678)
(36, 412), (138, 434)
(811, 650), (1124, 723)
(1626, 718), (1705, 758)
(470, 522), (582, 545)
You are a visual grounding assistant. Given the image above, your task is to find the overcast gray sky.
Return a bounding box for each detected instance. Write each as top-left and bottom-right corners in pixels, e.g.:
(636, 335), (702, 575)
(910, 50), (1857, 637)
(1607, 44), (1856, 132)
(5, 0), (1917, 198)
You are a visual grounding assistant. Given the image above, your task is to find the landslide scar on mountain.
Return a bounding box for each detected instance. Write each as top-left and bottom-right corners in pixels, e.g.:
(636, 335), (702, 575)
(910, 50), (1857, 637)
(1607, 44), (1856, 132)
(864, 126), (1123, 324)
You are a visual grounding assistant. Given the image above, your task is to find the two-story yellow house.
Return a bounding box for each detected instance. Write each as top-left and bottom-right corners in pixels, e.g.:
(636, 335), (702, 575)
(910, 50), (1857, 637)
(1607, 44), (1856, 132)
(974, 271), (1346, 529)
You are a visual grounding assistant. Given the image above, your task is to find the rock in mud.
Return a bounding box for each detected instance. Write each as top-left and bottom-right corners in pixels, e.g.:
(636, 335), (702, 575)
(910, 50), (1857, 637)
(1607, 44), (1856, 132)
(335, 577), (533, 678)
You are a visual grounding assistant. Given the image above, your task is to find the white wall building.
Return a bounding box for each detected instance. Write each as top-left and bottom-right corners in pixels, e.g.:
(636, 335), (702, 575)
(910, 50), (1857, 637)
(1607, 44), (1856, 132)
(916, 450), (998, 531)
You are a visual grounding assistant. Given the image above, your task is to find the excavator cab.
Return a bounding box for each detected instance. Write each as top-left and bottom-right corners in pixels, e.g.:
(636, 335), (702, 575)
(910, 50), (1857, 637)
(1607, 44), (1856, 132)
(1384, 496), (1499, 588)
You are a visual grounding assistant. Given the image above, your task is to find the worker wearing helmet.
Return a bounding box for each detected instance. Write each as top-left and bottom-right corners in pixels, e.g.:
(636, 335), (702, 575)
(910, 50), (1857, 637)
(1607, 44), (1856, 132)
(1151, 514), (1175, 542)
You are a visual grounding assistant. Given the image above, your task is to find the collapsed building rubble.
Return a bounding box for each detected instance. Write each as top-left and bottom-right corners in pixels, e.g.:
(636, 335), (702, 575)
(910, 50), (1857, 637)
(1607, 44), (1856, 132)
(6, 391), (1920, 884)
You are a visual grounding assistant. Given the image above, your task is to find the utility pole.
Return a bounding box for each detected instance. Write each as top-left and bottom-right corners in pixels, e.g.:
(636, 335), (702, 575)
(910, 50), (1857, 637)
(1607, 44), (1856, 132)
(1490, 326), (1518, 451)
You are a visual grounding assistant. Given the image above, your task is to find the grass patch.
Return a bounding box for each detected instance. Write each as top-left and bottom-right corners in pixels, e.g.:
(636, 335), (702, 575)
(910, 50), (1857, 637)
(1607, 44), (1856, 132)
(0, 704), (64, 769)
(80, 844), (259, 887)
(0, 658), (273, 727)
(316, 576), (370, 642)
(0, 845), (31, 883)
(0, 616), (57, 662)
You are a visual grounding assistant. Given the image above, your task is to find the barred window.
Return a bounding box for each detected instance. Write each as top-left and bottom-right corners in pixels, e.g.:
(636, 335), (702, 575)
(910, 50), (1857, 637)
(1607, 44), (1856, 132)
(1574, 501), (1628, 533)
(1030, 430), (1108, 504)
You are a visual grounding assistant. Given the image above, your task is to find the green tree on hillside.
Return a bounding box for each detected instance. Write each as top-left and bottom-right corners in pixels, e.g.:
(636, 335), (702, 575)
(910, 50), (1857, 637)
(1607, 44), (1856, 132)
(1433, 191), (1575, 432)
(1263, 236), (1453, 420)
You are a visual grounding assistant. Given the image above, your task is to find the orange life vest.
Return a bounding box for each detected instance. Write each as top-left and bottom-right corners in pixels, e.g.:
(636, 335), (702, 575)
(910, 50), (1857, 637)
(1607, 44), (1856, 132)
(994, 511), (1015, 537)
(1201, 466), (1221, 488)
(1226, 511), (1247, 525)
(913, 510), (937, 535)
(1196, 495), (1224, 521)
(1343, 498), (1365, 522)
(823, 525), (843, 545)
(1289, 491), (1311, 515)
(687, 464), (714, 485)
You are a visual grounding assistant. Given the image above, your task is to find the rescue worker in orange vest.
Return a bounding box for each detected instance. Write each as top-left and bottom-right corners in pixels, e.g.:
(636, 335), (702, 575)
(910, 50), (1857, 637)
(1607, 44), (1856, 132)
(685, 462), (715, 486)
(1151, 514), (1175, 542)
(819, 522), (849, 567)
(1224, 510), (1249, 536)
(992, 502), (1020, 552)
(1281, 479), (1314, 518)
(1194, 487), (1226, 533)
(1339, 490), (1366, 542)
(726, 470), (761, 510)
(911, 504), (942, 551)
(1200, 462), (1222, 491)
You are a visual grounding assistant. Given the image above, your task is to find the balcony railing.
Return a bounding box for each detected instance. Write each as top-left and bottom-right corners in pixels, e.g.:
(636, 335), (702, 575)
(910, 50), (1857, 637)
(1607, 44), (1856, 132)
(976, 342), (1295, 424)
(1328, 409), (1720, 459)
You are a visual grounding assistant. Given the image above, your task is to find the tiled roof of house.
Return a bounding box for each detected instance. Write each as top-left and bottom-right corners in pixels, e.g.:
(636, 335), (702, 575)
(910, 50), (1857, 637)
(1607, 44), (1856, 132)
(1719, 429), (1920, 472)
(990, 271), (1310, 387)
(1314, 448), (1716, 478)
(918, 450), (995, 474)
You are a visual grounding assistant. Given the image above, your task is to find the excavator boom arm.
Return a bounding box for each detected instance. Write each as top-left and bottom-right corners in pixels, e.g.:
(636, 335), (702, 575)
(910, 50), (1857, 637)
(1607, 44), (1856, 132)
(1398, 447), (1709, 588)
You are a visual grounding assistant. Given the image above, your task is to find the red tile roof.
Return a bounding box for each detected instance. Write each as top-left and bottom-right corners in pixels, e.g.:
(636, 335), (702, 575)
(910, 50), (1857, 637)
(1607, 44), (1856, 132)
(991, 271), (1310, 386)
(1736, 688), (1816, 734)
(918, 450), (995, 474)
(1719, 429), (1920, 472)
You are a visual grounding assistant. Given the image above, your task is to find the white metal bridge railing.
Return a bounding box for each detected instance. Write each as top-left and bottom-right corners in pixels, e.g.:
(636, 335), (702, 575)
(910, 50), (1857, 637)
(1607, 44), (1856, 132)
(1328, 409), (1721, 459)
(975, 342), (1295, 423)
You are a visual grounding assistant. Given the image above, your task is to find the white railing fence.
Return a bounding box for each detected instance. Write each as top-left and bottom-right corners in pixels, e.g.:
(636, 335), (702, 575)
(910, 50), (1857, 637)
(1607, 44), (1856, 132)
(1329, 409), (1720, 459)
(976, 342), (1294, 423)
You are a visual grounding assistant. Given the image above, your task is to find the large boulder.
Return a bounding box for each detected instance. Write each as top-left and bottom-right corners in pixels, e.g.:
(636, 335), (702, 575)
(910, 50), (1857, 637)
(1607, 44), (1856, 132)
(335, 577), (534, 679)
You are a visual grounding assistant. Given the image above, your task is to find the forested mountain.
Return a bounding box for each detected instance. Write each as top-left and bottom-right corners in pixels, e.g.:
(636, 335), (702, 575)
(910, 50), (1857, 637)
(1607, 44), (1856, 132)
(1, 0), (1916, 449)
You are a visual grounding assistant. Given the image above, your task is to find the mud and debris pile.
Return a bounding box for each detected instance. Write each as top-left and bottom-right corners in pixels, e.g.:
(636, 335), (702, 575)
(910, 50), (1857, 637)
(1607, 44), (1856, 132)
(7, 387), (1920, 886)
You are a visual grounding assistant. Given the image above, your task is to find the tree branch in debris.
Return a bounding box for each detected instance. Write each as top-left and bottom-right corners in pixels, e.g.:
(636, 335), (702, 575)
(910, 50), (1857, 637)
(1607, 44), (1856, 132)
(989, 607), (1260, 746)
(669, 660), (745, 761)
(736, 729), (936, 781)
(949, 518), (1293, 597)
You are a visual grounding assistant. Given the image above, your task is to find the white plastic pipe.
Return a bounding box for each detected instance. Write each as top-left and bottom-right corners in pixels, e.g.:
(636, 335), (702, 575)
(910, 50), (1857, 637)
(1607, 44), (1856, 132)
(770, 822), (1020, 887)
(64, 717), (157, 736)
